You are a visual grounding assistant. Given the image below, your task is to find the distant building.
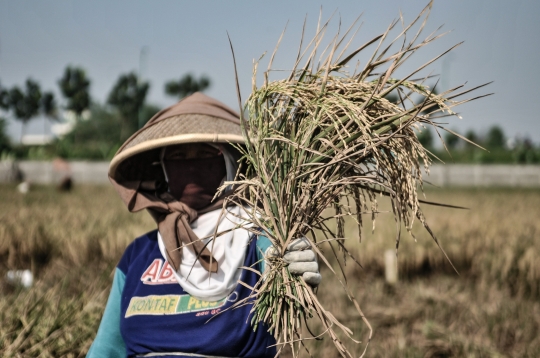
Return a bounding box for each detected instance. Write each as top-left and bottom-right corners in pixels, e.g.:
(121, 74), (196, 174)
(51, 122), (74, 138)
(21, 134), (54, 146)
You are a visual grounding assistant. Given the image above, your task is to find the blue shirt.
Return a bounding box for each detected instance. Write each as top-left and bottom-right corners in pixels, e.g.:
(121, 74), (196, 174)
(87, 230), (275, 358)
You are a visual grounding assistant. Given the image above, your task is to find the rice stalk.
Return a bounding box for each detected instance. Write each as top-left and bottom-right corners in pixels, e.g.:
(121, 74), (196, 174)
(225, 2), (490, 356)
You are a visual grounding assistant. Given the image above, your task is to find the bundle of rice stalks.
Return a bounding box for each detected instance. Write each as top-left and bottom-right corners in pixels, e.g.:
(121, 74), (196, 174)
(225, 2), (490, 356)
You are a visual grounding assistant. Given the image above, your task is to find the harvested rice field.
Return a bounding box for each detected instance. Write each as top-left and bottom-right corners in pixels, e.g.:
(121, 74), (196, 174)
(1, 184), (539, 357)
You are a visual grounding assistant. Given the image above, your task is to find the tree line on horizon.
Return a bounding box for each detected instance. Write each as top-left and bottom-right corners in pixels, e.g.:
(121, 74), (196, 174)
(0, 66), (211, 159)
(384, 90), (540, 164)
(0, 68), (538, 163)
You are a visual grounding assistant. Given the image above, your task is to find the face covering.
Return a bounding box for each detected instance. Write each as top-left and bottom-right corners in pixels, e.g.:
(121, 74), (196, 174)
(163, 155), (227, 210)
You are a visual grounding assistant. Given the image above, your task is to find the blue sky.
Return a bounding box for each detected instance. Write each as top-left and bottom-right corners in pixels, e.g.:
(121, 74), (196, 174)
(1, 0), (539, 143)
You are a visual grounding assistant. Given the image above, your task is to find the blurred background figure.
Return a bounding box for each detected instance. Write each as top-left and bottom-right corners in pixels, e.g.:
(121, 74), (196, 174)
(53, 157), (72, 191)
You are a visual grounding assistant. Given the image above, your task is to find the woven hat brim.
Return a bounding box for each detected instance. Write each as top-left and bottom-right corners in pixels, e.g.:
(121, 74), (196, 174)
(109, 133), (244, 179)
(109, 113), (246, 180)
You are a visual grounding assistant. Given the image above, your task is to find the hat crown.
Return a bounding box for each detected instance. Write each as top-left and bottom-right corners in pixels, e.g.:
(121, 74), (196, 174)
(145, 92), (240, 128)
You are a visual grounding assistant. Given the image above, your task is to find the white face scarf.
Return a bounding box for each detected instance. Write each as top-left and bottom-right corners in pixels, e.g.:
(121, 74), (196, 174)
(157, 206), (253, 302)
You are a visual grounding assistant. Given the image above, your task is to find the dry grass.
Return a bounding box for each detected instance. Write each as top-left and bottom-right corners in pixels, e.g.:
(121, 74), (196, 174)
(0, 184), (539, 357)
(0, 185), (154, 357)
(302, 187), (540, 357)
(343, 188), (540, 298)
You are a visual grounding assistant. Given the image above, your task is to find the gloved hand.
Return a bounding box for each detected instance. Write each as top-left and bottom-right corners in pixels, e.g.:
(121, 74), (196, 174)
(266, 237), (321, 287)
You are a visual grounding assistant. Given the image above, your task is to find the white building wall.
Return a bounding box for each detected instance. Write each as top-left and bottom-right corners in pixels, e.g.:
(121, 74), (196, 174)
(1, 161), (540, 187)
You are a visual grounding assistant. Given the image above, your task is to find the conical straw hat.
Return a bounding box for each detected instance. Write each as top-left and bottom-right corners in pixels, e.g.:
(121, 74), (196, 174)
(109, 92), (244, 180)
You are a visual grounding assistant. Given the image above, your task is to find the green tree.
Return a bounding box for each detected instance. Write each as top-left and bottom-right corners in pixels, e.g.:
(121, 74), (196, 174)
(0, 86), (9, 150)
(8, 79), (42, 141)
(0, 83), (9, 110)
(57, 102), (160, 159)
(58, 103), (123, 159)
(443, 129), (460, 149)
(465, 129), (479, 148)
(0, 117), (11, 153)
(485, 125), (505, 149)
(41, 91), (58, 139)
(417, 128), (433, 148)
(41, 92), (57, 120)
(165, 73), (210, 99)
(107, 72), (150, 141)
(513, 138), (538, 164)
(140, 104), (161, 125)
(58, 66), (91, 120)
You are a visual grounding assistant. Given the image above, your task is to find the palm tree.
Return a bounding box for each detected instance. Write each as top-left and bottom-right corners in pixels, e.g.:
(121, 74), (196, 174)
(58, 66), (91, 121)
(165, 73), (210, 100)
(0, 83), (9, 110)
(107, 72), (150, 141)
(8, 79), (42, 142)
(41, 91), (58, 137)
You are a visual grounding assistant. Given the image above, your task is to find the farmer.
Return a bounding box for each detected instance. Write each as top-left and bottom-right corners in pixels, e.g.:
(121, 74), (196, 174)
(87, 92), (321, 357)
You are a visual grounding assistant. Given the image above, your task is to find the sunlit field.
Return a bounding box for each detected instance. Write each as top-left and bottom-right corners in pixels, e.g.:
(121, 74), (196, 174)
(1, 185), (539, 357)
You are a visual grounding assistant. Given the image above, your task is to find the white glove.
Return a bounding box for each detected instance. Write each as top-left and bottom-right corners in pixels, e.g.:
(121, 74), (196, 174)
(266, 237), (321, 287)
